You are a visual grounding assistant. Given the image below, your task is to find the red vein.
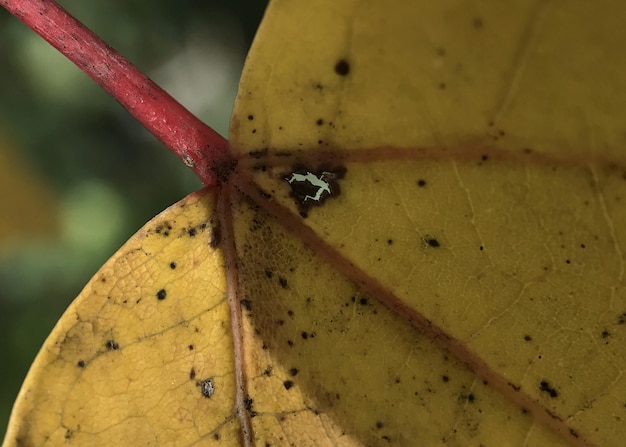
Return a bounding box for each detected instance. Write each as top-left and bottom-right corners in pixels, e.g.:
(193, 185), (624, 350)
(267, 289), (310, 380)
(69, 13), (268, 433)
(217, 183), (254, 447)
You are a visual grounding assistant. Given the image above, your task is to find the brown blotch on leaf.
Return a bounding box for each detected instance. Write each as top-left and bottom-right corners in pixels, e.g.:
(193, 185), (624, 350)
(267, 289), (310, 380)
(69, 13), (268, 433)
(334, 59), (350, 76)
(279, 277), (288, 289)
(210, 224), (222, 249)
(539, 380), (558, 398)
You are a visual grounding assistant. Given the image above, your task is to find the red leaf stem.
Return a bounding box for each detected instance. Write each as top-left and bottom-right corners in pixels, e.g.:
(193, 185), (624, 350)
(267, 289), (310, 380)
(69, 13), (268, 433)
(0, 0), (231, 186)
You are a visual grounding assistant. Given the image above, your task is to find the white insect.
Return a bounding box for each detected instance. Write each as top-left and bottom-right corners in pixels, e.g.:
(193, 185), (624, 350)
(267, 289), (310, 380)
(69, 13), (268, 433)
(286, 171), (334, 202)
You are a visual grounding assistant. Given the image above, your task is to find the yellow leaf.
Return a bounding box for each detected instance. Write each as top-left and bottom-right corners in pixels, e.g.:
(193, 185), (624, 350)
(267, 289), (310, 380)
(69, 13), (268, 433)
(4, 189), (241, 445)
(5, 0), (626, 446)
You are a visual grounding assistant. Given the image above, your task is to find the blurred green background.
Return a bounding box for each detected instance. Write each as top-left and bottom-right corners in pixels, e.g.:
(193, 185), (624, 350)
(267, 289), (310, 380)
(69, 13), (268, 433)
(0, 0), (268, 436)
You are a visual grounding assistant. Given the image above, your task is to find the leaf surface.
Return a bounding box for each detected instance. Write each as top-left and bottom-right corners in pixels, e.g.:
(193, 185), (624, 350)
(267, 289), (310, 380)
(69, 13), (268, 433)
(5, 0), (626, 446)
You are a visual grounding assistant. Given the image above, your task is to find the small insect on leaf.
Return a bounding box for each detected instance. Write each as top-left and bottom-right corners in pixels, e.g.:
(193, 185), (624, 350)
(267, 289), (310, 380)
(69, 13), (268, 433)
(284, 164), (346, 217)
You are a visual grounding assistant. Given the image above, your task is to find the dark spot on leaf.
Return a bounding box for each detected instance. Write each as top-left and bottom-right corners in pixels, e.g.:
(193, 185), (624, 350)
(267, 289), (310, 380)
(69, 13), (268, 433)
(387, 239), (393, 245)
(467, 393), (475, 403)
(210, 224), (222, 249)
(211, 158), (238, 184)
(287, 310), (294, 317)
(278, 277), (288, 289)
(424, 237), (440, 248)
(198, 378), (214, 398)
(241, 299), (252, 311)
(472, 17), (484, 29)
(188, 344), (194, 350)
(301, 331), (308, 340)
(334, 59), (350, 76)
(602, 330), (610, 338)
(359, 297), (369, 305)
(245, 397), (254, 411)
(539, 380), (558, 398)
(289, 368), (299, 376)
(106, 340), (119, 350)
(264, 268), (273, 279)
(188, 227), (197, 237)
(524, 335), (532, 341)
(77, 360), (85, 368)
(249, 148), (268, 159)
(376, 421), (384, 429)
(283, 380), (294, 390)
(264, 366), (273, 376)
(508, 382), (521, 391)
(618, 312), (626, 324)
(190, 368), (196, 380)
(287, 340), (294, 347)
(481, 154), (488, 161)
(417, 179), (426, 187)
(169, 262), (176, 269)
(316, 118), (324, 126)
(284, 164), (347, 217)
(213, 433), (220, 440)
(442, 375), (449, 383)
(156, 289), (167, 300)
(248, 115), (254, 120)
(570, 428), (579, 438)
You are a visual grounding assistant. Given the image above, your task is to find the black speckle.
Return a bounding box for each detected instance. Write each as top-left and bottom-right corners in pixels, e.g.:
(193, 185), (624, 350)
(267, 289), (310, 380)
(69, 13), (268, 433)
(190, 368), (196, 380)
(264, 268), (273, 279)
(213, 432), (220, 441)
(316, 118), (324, 126)
(210, 224), (222, 249)
(249, 148), (268, 159)
(376, 421), (384, 429)
(156, 289), (167, 300)
(287, 310), (294, 317)
(289, 368), (299, 376)
(264, 366), (273, 376)
(417, 179), (427, 187)
(169, 262), (177, 269)
(301, 331), (308, 340)
(442, 375), (449, 383)
(425, 237), (440, 248)
(287, 340), (294, 347)
(248, 115), (254, 121)
(467, 393), (476, 403)
(106, 340), (119, 350)
(278, 277), (288, 289)
(198, 378), (215, 398)
(241, 299), (252, 311)
(565, 259), (571, 264)
(387, 239), (393, 245)
(359, 297), (369, 305)
(539, 380), (558, 398)
(283, 380), (294, 390)
(570, 428), (579, 438)
(188, 344), (195, 350)
(602, 330), (610, 338)
(524, 335), (532, 341)
(77, 360), (85, 368)
(618, 312), (626, 324)
(188, 227), (197, 237)
(245, 397), (254, 411)
(334, 59), (350, 76)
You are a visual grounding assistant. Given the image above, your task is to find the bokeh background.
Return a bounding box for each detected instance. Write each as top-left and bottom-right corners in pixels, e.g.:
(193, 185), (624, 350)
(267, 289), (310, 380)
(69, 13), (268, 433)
(0, 0), (268, 435)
